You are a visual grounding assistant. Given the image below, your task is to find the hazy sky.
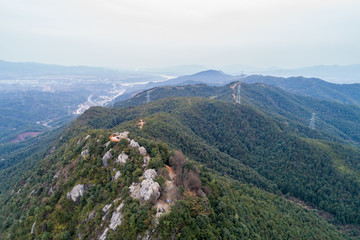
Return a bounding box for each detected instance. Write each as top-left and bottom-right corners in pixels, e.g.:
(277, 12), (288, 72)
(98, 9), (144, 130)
(1, 0), (359, 69)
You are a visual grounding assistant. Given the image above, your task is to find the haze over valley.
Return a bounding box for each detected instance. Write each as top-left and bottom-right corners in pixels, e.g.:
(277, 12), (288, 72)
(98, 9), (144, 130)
(1, 0), (360, 239)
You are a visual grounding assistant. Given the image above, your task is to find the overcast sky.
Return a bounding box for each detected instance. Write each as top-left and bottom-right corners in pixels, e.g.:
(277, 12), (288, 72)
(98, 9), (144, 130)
(1, 0), (359, 69)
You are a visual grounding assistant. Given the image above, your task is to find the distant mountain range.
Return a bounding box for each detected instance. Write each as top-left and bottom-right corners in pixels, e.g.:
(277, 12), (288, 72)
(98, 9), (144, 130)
(2, 59), (360, 83)
(115, 69), (360, 106)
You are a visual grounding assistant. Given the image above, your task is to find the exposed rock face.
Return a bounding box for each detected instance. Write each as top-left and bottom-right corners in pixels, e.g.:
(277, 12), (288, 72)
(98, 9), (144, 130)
(85, 135), (91, 141)
(129, 183), (141, 199)
(140, 179), (161, 201)
(109, 203), (124, 230)
(99, 228), (109, 240)
(116, 151), (128, 164)
(143, 156), (150, 166)
(81, 149), (89, 157)
(129, 139), (140, 148)
(112, 132), (129, 139)
(104, 141), (111, 148)
(103, 204), (112, 213)
(142, 230), (150, 240)
(29, 189), (36, 197)
(102, 203), (112, 221)
(48, 187), (54, 196)
(102, 150), (112, 167)
(31, 221), (36, 234)
(138, 147), (147, 156)
(114, 171), (121, 180)
(130, 169), (160, 201)
(86, 210), (96, 222)
(66, 184), (85, 202)
(143, 169), (157, 180)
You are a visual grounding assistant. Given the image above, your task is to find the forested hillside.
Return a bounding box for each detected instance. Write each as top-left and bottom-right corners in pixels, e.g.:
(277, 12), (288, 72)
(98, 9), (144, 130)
(1, 84), (360, 239)
(89, 98), (360, 226)
(0, 111), (347, 239)
(115, 82), (360, 146)
(241, 75), (360, 105)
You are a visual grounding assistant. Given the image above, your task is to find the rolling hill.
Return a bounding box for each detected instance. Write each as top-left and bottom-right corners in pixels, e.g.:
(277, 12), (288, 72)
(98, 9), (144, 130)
(0, 97), (352, 239)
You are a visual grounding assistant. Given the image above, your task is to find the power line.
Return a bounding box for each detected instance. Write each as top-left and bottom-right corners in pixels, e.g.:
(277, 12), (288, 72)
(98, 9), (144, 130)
(309, 113), (316, 130)
(146, 91), (151, 104)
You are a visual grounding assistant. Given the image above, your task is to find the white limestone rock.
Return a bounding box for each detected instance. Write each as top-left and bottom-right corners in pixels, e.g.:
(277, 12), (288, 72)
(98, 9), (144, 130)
(102, 150), (112, 167)
(143, 156), (150, 166)
(29, 189), (36, 197)
(31, 221), (36, 234)
(129, 183), (141, 199)
(81, 149), (89, 157)
(138, 147), (147, 156)
(104, 141), (111, 148)
(99, 228), (109, 240)
(140, 179), (161, 201)
(114, 171), (121, 180)
(86, 210), (96, 222)
(109, 203), (124, 230)
(103, 204), (112, 213)
(143, 169), (157, 180)
(116, 151), (128, 164)
(129, 139), (140, 148)
(66, 184), (85, 202)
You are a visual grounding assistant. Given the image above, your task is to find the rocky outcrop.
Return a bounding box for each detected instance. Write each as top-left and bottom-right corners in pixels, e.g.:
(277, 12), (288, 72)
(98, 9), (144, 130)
(140, 179), (161, 201)
(114, 171), (121, 180)
(86, 210), (96, 222)
(102, 203), (112, 221)
(102, 150), (112, 167)
(112, 131), (129, 139)
(129, 183), (141, 199)
(81, 149), (89, 157)
(116, 151), (128, 164)
(129, 139), (140, 148)
(104, 141), (111, 148)
(138, 147), (147, 156)
(31, 221), (36, 234)
(143, 156), (150, 166)
(66, 184), (85, 202)
(109, 203), (124, 230)
(99, 228), (109, 240)
(130, 169), (160, 201)
(143, 169), (157, 180)
(103, 204), (112, 213)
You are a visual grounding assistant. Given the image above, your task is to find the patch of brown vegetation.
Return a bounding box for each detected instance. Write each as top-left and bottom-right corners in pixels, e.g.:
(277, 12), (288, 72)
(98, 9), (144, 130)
(10, 132), (43, 143)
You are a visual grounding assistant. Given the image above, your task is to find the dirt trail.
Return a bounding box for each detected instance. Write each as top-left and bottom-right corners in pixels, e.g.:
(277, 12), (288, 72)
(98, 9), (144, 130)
(155, 165), (177, 218)
(230, 82), (241, 101)
(138, 119), (145, 129)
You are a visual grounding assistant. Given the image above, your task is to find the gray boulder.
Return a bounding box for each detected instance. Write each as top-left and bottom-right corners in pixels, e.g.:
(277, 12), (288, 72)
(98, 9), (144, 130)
(129, 139), (140, 148)
(102, 150), (112, 167)
(99, 228), (109, 240)
(138, 147), (147, 156)
(109, 203), (124, 230)
(114, 171), (121, 180)
(81, 149), (89, 158)
(116, 151), (128, 164)
(143, 169), (157, 180)
(140, 179), (161, 201)
(66, 184), (85, 202)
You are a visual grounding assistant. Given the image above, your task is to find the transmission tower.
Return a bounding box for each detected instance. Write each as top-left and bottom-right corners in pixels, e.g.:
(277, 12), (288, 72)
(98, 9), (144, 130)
(146, 91), (151, 104)
(309, 113), (316, 130)
(236, 83), (241, 104)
